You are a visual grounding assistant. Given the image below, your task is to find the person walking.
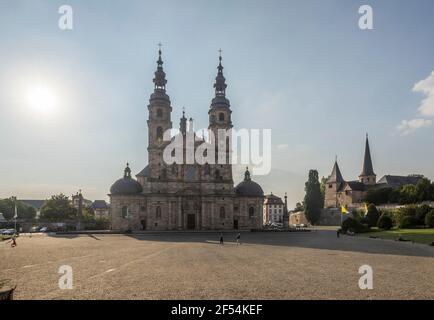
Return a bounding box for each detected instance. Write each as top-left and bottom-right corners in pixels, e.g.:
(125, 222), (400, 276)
(219, 233), (224, 246)
(236, 233), (241, 245)
(8, 235), (17, 248)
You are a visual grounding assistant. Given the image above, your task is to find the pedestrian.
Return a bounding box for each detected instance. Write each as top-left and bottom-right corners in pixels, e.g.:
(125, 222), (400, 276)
(236, 233), (241, 245)
(337, 229), (340, 238)
(219, 233), (224, 246)
(8, 235), (17, 248)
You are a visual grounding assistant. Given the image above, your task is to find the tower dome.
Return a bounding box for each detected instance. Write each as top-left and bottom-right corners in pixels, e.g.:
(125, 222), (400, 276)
(110, 163), (143, 195)
(235, 167), (264, 197)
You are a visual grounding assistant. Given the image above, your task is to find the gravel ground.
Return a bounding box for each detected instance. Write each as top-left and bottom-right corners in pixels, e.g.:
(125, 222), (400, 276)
(1, 231), (433, 300)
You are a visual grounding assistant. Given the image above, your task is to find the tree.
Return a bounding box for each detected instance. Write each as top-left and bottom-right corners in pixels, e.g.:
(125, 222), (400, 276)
(415, 204), (431, 225)
(416, 178), (432, 202)
(304, 170), (322, 225)
(40, 194), (76, 222)
(365, 204), (381, 227)
(294, 202), (304, 213)
(320, 176), (328, 208)
(364, 188), (393, 205)
(0, 198), (36, 221)
(425, 210), (434, 228)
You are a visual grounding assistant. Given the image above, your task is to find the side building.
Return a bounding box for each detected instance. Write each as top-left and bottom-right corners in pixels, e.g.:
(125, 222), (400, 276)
(324, 135), (424, 210)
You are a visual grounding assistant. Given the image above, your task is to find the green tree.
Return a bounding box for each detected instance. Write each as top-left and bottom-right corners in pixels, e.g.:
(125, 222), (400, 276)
(415, 178), (432, 202)
(415, 204), (432, 225)
(320, 176), (328, 208)
(304, 170), (322, 225)
(0, 198), (36, 221)
(40, 194), (76, 222)
(365, 204), (381, 227)
(425, 210), (434, 228)
(364, 188), (393, 205)
(294, 202), (304, 213)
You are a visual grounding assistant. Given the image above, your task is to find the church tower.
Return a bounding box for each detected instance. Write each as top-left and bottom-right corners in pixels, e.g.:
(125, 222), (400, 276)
(147, 46), (172, 180)
(324, 159), (345, 208)
(358, 134), (376, 185)
(208, 51), (233, 182)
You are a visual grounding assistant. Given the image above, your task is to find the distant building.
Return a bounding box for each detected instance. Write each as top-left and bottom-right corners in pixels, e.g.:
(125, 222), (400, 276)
(20, 200), (47, 219)
(91, 200), (110, 219)
(324, 135), (424, 209)
(289, 211), (308, 226)
(71, 193), (92, 209)
(263, 193), (284, 225)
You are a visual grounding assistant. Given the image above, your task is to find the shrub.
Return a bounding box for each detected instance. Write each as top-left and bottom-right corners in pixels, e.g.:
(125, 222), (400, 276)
(425, 210), (434, 228)
(396, 205), (419, 228)
(341, 217), (370, 233)
(416, 205), (432, 225)
(365, 204), (381, 227)
(399, 215), (419, 228)
(377, 214), (393, 230)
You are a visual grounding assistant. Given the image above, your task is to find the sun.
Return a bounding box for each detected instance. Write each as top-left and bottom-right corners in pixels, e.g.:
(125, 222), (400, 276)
(25, 85), (58, 115)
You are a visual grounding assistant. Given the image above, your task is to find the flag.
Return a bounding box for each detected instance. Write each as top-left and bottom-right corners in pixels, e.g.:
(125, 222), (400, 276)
(341, 206), (348, 214)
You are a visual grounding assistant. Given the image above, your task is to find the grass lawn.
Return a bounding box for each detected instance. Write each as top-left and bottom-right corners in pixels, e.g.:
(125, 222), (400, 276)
(360, 228), (434, 245)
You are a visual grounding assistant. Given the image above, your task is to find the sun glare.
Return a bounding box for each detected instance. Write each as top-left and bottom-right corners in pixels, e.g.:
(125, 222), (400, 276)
(26, 85), (58, 115)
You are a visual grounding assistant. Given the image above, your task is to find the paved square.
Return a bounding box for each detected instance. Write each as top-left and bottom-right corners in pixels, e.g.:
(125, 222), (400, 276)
(1, 230), (434, 299)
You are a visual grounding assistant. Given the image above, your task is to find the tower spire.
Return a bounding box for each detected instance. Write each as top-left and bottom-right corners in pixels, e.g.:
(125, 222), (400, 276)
(359, 134), (376, 185)
(153, 43), (167, 93)
(360, 134), (375, 177)
(214, 49), (227, 97)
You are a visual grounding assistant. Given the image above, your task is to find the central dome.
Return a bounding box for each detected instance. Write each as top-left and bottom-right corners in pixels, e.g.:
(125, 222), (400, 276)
(110, 163), (143, 195)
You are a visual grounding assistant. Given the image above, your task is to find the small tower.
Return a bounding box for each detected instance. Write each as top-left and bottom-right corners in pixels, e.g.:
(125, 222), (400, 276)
(359, 134), (376, 185)
(283, 192), (289, 229)
(147, 45), (173, 180)
(324, 158), (345, 208)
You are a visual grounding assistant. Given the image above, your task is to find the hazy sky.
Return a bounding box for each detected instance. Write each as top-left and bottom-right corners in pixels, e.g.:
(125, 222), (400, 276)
(1, 0), (434, 207)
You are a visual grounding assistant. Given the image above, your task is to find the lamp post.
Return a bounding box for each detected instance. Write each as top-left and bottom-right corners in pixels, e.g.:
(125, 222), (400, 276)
(11, 196), (17, 234)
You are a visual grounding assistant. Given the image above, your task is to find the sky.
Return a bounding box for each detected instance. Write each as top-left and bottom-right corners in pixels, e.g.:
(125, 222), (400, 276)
(1, 0), (434, 207)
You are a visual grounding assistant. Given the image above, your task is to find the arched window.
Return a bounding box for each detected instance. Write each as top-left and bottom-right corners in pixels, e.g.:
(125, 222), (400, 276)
(156, 127), (163, 141)
(156, 206), (161, 220)
(219, 112), (225, 121)
(220, 207), (225, 219)
(121, 206), (128, 219)
(249, 207), (255, 219)
(157, 108), (163, 118)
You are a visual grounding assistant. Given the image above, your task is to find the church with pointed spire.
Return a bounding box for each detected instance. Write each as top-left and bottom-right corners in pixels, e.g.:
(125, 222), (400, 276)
(324, 135), (423, 209)
(108, 48), (264, 231)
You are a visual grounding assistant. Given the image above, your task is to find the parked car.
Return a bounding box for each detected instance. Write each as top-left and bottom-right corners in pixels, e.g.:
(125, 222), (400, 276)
(30, 226), (40, 232)
(39, 227), (49, 233)
(1, 229), (16, 236)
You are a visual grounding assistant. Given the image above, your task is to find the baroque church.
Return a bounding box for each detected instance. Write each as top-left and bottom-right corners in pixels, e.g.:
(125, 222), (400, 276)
(108, 49), (264, 231)
(324, 135), (423, 209)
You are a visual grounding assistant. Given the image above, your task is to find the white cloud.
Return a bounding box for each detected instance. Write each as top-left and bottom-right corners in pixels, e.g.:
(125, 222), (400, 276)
(397, 118), (432, 135)
(413, 70), (434, 116)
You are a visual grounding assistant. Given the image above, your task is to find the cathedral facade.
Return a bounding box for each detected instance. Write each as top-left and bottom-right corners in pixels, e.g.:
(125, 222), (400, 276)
(108, 49), (264, 231)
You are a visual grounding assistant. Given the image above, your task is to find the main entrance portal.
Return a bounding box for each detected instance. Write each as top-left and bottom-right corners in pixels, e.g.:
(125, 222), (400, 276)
(187, 214), (196, 230)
